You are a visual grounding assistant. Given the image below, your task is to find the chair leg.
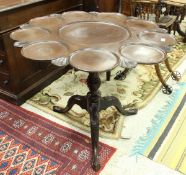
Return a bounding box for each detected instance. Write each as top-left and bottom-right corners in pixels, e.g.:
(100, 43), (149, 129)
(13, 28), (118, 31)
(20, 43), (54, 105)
(154, 64), (172, 94)
(106, 71), (111, 81)
(164, 59), (181, 81)
(173, 21), (177, 35)
(168, 25), (172, 34)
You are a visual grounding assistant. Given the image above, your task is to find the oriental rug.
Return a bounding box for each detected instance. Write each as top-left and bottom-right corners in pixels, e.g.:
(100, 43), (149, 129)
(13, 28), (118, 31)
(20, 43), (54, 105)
(27, 42), (186, 139)
(130, 82), (186, 174)
(0, 99), (116, 175)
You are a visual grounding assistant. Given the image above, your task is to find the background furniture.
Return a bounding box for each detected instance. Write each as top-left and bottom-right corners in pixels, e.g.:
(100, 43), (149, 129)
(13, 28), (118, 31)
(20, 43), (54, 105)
(165, 0), (186, 42)
(83, 0), (120, 12)
(121, 0), (132, 15)
(121, 0), (186, 40)
(0, 0), (83, 105)
(125, 0), (177, 33)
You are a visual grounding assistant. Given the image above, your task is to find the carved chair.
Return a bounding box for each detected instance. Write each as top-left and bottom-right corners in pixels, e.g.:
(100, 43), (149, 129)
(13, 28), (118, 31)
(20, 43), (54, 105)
(164, 0), (186, 40)
(130, 0), (177, 33)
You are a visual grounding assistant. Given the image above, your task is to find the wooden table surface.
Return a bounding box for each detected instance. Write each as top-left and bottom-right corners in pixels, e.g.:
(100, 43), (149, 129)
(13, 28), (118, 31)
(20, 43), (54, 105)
(0, 0), (44, 12)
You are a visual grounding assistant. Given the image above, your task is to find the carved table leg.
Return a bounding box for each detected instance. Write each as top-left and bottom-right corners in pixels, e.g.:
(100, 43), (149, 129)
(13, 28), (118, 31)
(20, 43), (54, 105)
(175, 20), (186, 43)
(53, 72), (138, 171)
(164, 59), (181, 81)
(87, 72), (101, 171)
(53, 95), (87, 113)
(154, 64), (173, 94)
(100, 96), (138, 116)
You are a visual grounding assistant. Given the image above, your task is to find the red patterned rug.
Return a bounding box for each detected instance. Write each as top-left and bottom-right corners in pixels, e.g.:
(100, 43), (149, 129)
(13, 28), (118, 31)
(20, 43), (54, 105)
(0, 99), (116, 175)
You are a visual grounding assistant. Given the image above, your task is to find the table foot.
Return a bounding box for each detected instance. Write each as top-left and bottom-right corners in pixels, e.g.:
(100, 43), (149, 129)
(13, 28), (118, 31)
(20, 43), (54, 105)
(100, 96), (138, 116)
(92, 161), (101, 172)
(154, 64), (173, 95)
(162, 85), (173, 94)
(53, 105), (64, 113)
(114, 68), (131, 80)
(164, 59), (181, 81)
(171, 71), (181, 81)
(53, 95), (87, 113)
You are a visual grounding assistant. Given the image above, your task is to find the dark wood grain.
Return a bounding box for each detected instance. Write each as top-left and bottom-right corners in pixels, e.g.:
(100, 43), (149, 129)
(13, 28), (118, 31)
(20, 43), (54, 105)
(83, 0), (120, 12)
(0, 0), (82, 105)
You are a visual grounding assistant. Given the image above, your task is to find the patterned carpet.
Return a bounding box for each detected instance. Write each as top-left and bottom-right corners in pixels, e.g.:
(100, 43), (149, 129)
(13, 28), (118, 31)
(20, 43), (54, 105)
(22, 66), (186, 175)
(131, 82), (186, 174)
(0, 99), (115, 175)
(27, 41), (186, 139)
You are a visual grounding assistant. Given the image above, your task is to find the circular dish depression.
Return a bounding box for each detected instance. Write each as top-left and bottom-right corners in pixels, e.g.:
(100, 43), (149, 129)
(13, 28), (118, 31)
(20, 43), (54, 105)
(21, 41), (69, 61)
(138, 31), (177, 46)
(69, 49), (120, 72)
(61, 11), (92, 24)
(59, 21), (131, 46)
(10, 27), (50, 42)
(29, 16), (63, 30)
(92, 12), (127, 26)
(126, 19), (158, 31)
(120, 44), (166, 64)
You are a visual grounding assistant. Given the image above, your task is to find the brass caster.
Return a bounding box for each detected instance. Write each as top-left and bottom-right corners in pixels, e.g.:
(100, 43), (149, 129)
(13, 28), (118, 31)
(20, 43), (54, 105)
(171, 71), (181, 81)
(162, 85), (173, 95)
